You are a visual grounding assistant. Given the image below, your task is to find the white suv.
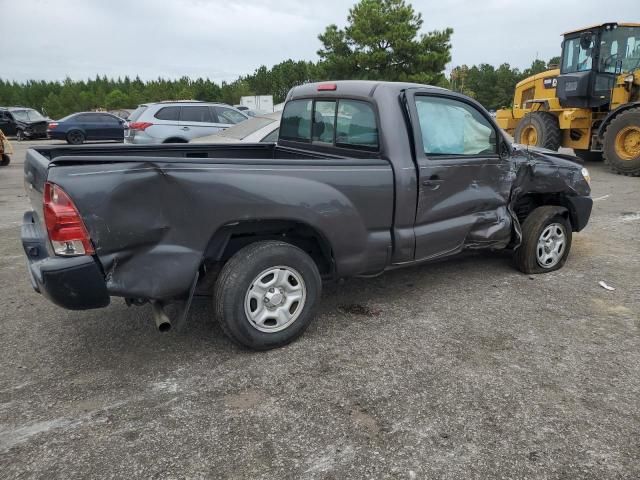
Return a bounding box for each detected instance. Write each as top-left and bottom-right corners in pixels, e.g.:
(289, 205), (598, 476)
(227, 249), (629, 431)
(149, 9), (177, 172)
(125, 101), (249, 144)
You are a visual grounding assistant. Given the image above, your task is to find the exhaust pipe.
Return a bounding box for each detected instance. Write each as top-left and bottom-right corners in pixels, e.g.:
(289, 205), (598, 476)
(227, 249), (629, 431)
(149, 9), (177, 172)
(151, 301), (172, 332)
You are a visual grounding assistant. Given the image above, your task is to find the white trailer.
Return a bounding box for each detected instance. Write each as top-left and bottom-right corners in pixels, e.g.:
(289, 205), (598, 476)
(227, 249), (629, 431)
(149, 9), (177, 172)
(240, 95), (274, 114)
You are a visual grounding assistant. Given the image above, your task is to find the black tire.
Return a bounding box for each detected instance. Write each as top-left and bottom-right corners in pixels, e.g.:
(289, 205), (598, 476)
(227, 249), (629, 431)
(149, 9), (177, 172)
(514, 112), (561, 151)
(514, 206), (573, 274)
(574, 149), (602, 163)
(602, 107), (640, 176)
(214, 241), (322, 350)
(66, 130), (85, 145)
(0, 154), (10, 166)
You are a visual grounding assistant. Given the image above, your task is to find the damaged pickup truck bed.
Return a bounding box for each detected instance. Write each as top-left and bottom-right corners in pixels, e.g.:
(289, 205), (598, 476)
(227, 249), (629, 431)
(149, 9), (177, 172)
(22, 81), (593, 350)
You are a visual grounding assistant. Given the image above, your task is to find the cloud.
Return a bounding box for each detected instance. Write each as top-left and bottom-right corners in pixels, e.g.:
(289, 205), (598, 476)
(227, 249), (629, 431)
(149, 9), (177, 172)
(0, 0), (634, 82)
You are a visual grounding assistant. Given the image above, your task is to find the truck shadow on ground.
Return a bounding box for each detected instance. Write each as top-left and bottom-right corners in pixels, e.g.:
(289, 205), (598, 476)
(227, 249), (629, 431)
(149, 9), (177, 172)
(61, 249), (516, 368)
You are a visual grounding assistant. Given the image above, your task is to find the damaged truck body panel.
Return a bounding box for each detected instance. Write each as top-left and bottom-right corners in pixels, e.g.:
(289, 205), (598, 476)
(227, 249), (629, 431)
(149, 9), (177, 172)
(22, 81), (592, 348)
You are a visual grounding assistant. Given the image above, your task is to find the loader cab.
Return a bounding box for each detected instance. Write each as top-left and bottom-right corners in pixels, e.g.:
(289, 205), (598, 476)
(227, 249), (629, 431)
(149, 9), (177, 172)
(557, 23), (640, 109)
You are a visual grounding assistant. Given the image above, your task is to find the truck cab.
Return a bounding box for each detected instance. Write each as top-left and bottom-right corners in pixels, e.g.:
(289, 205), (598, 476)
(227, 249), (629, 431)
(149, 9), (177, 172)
(557, 23), (640, 109)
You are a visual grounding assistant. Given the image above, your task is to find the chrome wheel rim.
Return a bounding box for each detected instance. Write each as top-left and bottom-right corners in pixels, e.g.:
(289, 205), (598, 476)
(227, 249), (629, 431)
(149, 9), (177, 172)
(244, 266), (306, 333)
(536, 223), (566, 268)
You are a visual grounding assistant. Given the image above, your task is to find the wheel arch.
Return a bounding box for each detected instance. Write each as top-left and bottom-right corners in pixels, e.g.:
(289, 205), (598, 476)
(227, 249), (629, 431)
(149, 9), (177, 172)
(511, 193), (579, 230)
(597, 102), (640, 140)
(163, 137), (188, 144)
(203, 219), (336, 278)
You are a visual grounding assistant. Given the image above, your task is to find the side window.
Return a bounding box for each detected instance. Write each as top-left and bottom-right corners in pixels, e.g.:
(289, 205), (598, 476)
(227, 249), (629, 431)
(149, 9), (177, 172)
(312, 101), (336, 143)
(154, 106), (181, 121)
(213, 107), (246, 125)
(261, 128), (279, 143)
(280, 99), (312, 142)
(76, 114), (97, 122)
(335, 100), (379, 149)
(181, 106), (213, 123)
(100, 114), (120, 124)
(415, 96), (496, 156)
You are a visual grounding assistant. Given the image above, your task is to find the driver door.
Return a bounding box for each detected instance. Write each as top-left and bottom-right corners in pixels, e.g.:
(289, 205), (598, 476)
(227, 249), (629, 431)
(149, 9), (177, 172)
(406, 91), (513, 261)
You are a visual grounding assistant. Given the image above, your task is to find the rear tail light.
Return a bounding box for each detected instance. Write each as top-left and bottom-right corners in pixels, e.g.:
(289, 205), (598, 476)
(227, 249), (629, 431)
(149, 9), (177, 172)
(43, 182), (94, 256)
(47, 122), (58, 130)
(128, 121), (153, 131)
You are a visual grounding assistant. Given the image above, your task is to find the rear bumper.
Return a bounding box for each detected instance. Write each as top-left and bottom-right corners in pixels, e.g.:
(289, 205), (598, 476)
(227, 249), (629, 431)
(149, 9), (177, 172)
(22, 212), (110, 310)
(567, 195), (593, 232)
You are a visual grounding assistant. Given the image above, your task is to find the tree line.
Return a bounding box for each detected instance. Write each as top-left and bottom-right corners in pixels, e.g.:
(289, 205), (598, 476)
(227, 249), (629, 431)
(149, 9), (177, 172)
(450, 57), (561, 111)
(0, 0), (557, 118)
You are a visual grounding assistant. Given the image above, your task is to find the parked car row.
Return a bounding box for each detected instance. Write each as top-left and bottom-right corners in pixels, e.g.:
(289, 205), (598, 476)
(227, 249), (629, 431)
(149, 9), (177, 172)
(0, 101), (254, 145)
(125, 101), (249, 144)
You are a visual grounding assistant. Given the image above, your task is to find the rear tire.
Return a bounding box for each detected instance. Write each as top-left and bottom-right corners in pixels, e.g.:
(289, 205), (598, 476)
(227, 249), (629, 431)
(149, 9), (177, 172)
(514, 206), (572, 274)
(214, 241), (322, 350)
(602, 107), (640, 176)
(514, 112), (561, 151)
(66, 130), (85, 145)
(0, 154), (9, 166)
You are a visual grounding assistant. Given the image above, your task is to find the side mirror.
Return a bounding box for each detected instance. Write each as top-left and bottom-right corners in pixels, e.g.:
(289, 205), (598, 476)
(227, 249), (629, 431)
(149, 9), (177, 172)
(579, 32), (593, 50)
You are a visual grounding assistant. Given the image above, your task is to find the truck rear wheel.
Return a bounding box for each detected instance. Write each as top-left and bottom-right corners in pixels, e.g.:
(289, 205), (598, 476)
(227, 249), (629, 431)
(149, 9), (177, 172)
(214, 241), (322, 350)
(514, 206), (572, 274)
(514, 112), (561, 151)
(602, 107), (640, 176)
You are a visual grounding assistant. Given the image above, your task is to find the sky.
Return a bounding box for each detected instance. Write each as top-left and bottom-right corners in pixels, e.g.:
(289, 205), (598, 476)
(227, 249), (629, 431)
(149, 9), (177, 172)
(0, 0), (636, 83)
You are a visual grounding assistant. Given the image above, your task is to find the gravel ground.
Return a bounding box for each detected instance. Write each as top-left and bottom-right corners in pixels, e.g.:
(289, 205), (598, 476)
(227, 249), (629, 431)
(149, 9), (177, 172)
(0, 140), (639, 479)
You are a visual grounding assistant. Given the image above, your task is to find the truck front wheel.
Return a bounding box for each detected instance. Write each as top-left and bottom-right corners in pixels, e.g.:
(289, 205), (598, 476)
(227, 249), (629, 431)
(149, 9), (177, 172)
(514, 206), (572, 274)
(214, 241), (322, 350)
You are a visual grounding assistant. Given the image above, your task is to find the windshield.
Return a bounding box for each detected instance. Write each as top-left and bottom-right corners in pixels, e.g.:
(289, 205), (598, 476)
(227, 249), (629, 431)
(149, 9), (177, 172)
(11, 109), (46, 122)
(218, 115), (277, 140)
(562, 35), (594, 73)
(599, 26), (640, 73)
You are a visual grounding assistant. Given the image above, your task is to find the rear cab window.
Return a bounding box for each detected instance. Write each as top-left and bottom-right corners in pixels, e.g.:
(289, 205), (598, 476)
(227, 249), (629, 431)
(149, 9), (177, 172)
(280, 98), (379, 151)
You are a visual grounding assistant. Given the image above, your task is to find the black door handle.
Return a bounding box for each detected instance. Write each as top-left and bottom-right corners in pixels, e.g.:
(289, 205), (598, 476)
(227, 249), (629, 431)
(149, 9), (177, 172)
(422, 175), (444, 188)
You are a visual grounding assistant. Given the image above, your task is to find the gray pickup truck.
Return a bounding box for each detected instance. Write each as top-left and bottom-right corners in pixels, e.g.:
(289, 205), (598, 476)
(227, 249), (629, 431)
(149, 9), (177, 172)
(21, 81), (593, 350)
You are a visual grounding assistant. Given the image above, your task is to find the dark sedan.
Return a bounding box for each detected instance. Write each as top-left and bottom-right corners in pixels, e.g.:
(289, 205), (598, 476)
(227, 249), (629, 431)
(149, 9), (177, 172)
(48, 112), (125, 144)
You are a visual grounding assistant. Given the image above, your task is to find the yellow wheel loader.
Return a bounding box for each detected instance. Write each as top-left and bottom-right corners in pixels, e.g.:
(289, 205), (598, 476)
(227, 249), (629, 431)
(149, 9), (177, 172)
(497, 22), (640, 176)
(0, 130), (12, 167)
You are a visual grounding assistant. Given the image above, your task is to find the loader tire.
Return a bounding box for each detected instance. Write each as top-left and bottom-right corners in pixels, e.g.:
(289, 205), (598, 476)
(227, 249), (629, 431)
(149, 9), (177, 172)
(514, 112), (561, 151)
(602, 107), (640, 176)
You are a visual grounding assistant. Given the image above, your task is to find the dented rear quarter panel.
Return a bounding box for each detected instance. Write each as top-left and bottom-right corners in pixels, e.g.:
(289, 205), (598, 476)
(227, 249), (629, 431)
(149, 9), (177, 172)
(45, 156), (395, 299)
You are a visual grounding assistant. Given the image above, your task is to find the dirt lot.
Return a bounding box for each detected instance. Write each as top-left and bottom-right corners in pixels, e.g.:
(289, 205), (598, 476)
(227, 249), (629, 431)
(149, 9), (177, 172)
(0, 140), (639, 479)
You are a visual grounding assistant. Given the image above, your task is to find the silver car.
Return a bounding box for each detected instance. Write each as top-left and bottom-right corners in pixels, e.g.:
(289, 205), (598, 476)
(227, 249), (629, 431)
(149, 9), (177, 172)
(191, 111), (281, 144)
(125, 101), (249, 144)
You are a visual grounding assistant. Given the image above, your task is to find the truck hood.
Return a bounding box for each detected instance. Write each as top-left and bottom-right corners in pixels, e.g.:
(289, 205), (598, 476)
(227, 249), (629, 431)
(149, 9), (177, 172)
(512, 143), (583, 169)
(16, 119), (48, 129)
